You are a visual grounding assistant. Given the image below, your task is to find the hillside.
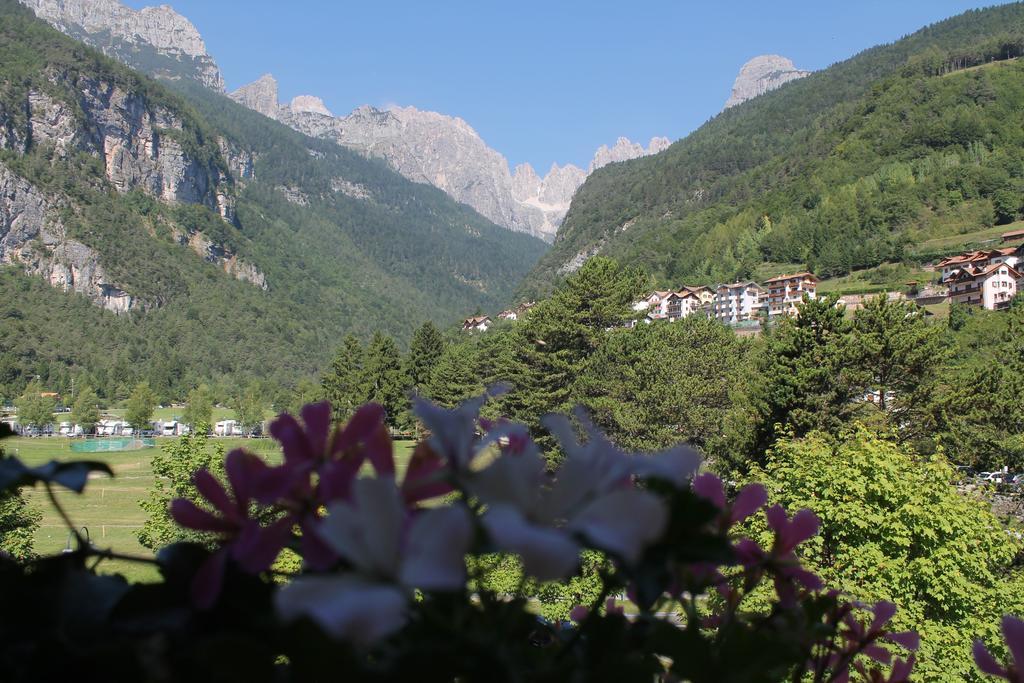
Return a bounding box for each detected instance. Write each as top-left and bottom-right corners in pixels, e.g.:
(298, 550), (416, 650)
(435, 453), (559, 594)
(0, 0), (546, 403)
(519, 3), (1024, 298)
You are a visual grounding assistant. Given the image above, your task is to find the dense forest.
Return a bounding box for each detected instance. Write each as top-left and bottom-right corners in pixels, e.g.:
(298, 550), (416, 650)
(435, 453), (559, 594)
(519, 4), (1024, 298)
(0, 0), (547, 404)
(311, 257), (1024, 680)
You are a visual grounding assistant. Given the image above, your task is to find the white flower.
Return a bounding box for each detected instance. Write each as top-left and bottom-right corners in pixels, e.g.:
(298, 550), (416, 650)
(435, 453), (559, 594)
(472, 411), (698, 581)
(275, 477), (472, 644)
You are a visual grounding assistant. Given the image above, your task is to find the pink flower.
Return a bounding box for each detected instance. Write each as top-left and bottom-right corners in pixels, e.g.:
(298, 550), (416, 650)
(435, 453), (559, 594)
(974, 615), (1024, 681)
(170, 449), (292, 608)
(275, 477), (473, 645)
(692, 474), (767, 526)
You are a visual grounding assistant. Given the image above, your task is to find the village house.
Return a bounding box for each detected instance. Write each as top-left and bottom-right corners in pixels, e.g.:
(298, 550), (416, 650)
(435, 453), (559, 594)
(947, 262), (1020, 310)
(462, 315), (492, 332)
(498, 301), (537, 321)
(764, 272), (818, 318)
(712, 281), (765, 323)
(936, 248), (1021, 283)
(633, 291), (672, 319)
(664, 290), (704, 321)
(679, 285), (715, 307)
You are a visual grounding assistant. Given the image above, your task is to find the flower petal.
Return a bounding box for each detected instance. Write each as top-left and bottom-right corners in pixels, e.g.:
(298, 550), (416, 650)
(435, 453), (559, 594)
(1003, 615), (1024, 670)
(230, 517), (292, 574)
(399, 506), (472, 591)
(482, 504), (580, 581)
(401, 443), (454, 504)
(413, 395), (486, 469)
(730, 484), (767, 524)
(319, 477), (404, 577)
(191, 548), (228, 609)
(885, 631), (920, 651)
(224, 449), (266, 508)
(973, 640), (1006, 677)
(632, 445), (701, 487)
(275, 574), (408, 646)
(692, 473), (726, 509)
(299, 516), (339, 571)
(365, 424), (395, 477)
(194, 469), (234, 518)
(569, 489), (667, 565)
(169, 498), (233, 533)
(870, 601), (898, 631)
(270, 413), (314, 465)
(301, 401), (333, 457)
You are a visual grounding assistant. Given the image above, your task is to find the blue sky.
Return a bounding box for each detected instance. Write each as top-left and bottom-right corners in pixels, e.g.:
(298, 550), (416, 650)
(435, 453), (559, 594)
(127, 0), (992, 171)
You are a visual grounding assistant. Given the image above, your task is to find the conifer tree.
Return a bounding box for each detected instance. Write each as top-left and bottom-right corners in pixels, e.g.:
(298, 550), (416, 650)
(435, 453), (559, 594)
(362, 333), (409, 429)
(406, 322), (446, 393)
(320, 335), (366, 422)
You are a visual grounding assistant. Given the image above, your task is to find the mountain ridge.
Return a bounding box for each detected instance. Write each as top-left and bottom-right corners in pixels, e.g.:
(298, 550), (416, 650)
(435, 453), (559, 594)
(516, 3), (1024, 299)
(230, 73), (670, 241)
(0, 0), (546, 401)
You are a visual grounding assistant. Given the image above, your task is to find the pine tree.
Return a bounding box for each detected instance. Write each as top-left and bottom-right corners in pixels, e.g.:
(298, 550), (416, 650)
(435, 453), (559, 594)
(321, 334), (366, 422)
(425, 342), (484, 408)
(406, 321), (446, 393)
(748, 295), (863, 463)
(851, 295), (947, 439)
(363, 332), (410, 429)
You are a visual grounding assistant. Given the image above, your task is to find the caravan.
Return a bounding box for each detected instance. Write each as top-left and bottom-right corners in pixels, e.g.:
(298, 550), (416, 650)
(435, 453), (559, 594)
(214, 420), (243, 437)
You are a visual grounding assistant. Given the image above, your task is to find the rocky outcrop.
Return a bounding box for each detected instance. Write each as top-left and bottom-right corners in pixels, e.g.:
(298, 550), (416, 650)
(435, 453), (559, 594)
(724, 55), (810, 109)
(19, 0), (224, 90)
(231, 74), (281, 120)
(230, 75), (670, 241)
(182, 231), (268, 290)
(290, 95), (332, 117)
(0, 162), (134, 313)
(589, 136), (671, 172)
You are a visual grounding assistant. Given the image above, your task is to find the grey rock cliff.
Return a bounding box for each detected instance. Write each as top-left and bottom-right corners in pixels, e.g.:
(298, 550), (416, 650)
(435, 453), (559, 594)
(0, 73), (267, 308)
(0, 162), (134, 313)
(230, 75), (671, 241)
(724, 55), (810, 109)
(19, 0), (224, 90)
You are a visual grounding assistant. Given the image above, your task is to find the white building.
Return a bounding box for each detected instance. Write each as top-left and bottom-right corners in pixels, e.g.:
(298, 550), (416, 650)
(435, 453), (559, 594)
(214, 419), (244, 437)
(712, 281), (765, 323)
(764, 272), (819, 318)
(461, 316), (491, 333)
(948, 262), (1020, 310)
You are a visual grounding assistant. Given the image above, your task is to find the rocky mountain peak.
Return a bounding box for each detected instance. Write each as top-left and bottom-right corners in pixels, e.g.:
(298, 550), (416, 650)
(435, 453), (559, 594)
(724, 54), (810, 109)
(19, 0), (224, 90)
(290, 95), (333, 117)
(589, 136), (670, 172)
(230, 74), (280, 120)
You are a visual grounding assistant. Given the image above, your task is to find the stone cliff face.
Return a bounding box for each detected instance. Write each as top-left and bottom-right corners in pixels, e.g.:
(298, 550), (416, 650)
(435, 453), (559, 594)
(0, 162), (134, 313)
(0, 72), (267, 310)
(230, 75), (671, 241)
(724, 55), (810, 109)
(19, 0), (224, 90)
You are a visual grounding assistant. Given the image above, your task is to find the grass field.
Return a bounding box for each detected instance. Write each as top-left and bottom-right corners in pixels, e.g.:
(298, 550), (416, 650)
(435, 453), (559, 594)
(7, 435), (415, 582)
(912, 221), (1021, 254)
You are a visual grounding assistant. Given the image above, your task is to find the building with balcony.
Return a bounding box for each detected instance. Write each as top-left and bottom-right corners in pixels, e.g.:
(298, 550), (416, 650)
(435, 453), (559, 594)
(664, 291), (704, 321)
(948, 262), (1020, 310)
(764, 272), (818, 318)
(712, 281), (765, 323)
(936, 248), (1020, 283)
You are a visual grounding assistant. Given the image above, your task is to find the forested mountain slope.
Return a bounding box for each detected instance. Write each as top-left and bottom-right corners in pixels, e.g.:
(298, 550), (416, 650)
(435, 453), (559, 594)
(0, 0), (546, 402)
(519, 3), (1024, 298)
